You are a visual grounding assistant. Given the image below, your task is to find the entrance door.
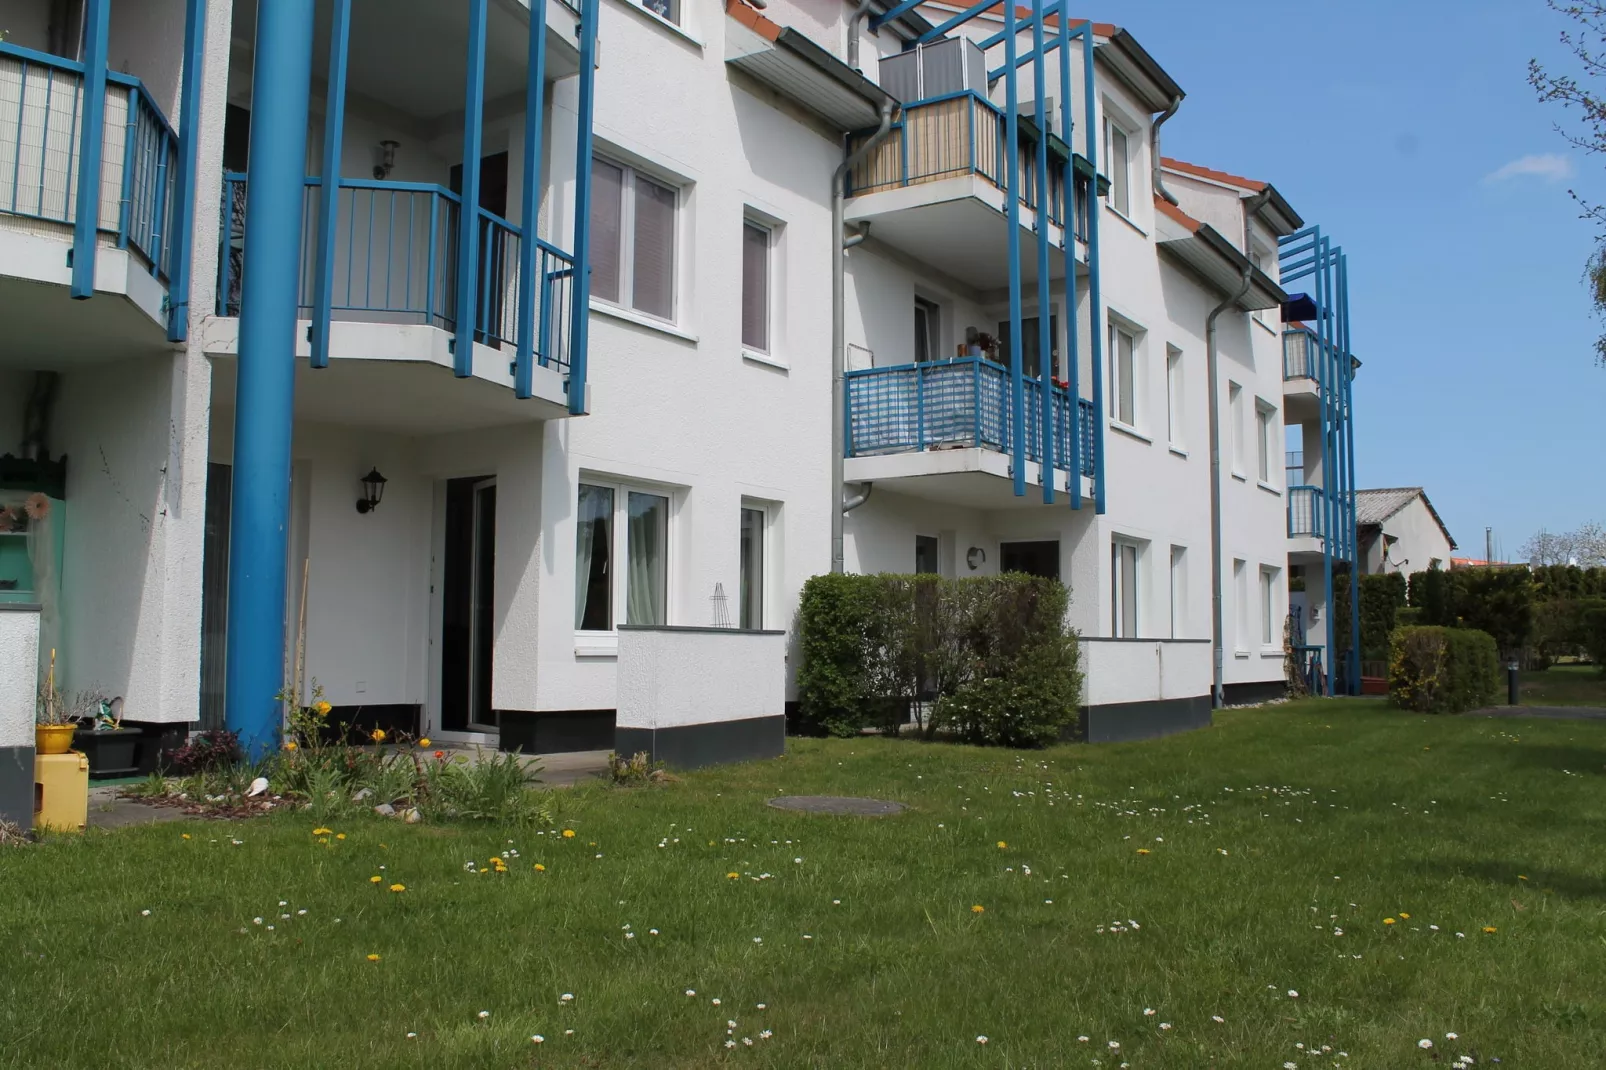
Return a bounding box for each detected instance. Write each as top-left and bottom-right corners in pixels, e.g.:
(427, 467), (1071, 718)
(440, 476), (497, 733)
(1000, 540), (1059, 580)
(449, 152), (511, 345)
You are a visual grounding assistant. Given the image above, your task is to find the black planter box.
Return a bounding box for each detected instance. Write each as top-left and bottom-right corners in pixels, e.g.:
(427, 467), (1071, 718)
(73, 727), (148, 780)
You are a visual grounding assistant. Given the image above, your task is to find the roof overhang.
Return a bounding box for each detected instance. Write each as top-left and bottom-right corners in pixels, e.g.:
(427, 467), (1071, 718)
(1094, 27), (1183, 113)
(726, 4), (896, 131)
(1154, 200), (1285, 311)
(1252, 185), (1303, 237)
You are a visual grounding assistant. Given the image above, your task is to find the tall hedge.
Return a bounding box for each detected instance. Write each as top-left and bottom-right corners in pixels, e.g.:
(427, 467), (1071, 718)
(1388, 626), (1500, 714)
(795, 572), (1082, 747)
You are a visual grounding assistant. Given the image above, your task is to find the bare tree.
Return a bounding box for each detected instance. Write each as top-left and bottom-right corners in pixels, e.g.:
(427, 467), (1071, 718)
(1530, 1), (1606, 365)
(1521, 521), (1606, 566)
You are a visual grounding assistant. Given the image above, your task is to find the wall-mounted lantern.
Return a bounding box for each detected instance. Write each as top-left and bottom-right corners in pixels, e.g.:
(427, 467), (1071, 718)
(373, 140), (400, 180)
(356, 468), (388, 514)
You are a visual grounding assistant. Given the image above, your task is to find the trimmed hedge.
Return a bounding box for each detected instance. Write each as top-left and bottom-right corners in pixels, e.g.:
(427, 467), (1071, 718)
(1387, 626), (1500, 714)
(795, 572), (1082, 746)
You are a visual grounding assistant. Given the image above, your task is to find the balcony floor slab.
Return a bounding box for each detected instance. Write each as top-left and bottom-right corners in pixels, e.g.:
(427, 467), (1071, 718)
(845, 448), (1092, 510)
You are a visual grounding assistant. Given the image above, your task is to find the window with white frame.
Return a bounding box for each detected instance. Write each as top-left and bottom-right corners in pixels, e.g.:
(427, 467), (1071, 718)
(741, 218), (772, 353)
(575, 480), (671, 632)
(1111, 536), (1144, 638)
(739, 504), (766, 629)
(1165, 345), (1184, 448)
(1260, 565), (1279, 647)
(914, 295), (941, 363)
(1228, 381), (1245, 477)
(1256, 399), (1276, 483)
(590, 156), (679, 322)
(640, 0), (681, 27)
(1233, 558), (1248, 652)
(1108, 321), (1138, 427)
(1104, 117), (1132, 216)
(1169, 544), (1187, 638)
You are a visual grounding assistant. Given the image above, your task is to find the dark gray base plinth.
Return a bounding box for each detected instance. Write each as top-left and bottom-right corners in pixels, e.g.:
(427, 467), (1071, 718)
(1223, 679), (1288, 706)
(615, 715), (785, 771)
(1078, 695), (1212, 744)
(0, 745), (34, 829)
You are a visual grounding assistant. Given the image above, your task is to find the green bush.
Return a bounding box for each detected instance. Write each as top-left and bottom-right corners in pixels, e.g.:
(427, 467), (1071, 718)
(1408, 568), (1458, 626)
(1454, 567), (1534, 661)
(1358, 572), (1406, 660)
(1388, 626), (1500, 714)
(1580, 599), (1606, 673)
(796, 571), (1082, 746)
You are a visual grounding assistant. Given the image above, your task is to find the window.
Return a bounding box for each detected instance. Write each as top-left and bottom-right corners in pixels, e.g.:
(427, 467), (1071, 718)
(741, 219), (771, 352)
(1104, 118), (1131, 215)
(1228, 381), (1244, 476)
(914, 296), (941, 363)
(1111, 537), (1142, 638)
(640, 0), (681, 24)
(1169, 545), (1187, 638)
(996, 315), (1059, 380)
(1260, 566), (1279, 647)
(1256, 400), (1275, 483)
(574, 481), (670, 631)
(1108, 322), (1137, 426)
(1233, 558), (1248, 652)
(915, 534), (939, 575)
(739, 506), (765, 629)
(590, 156), (678, 321)
(1165, 345), (1184, 447)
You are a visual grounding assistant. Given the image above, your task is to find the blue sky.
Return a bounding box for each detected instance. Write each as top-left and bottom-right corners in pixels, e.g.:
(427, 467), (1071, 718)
(1114, 1), (1605, 560)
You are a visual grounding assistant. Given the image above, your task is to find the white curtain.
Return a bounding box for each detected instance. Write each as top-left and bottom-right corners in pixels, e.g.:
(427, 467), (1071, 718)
(626, 492), (666, 626)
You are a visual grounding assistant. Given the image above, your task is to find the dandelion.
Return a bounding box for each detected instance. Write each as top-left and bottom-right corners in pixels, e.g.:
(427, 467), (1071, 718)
(1137, 848), (1151, 855)
(1482, 926), (1497, 933)
(1419, 1039), (1433, 1050)
(389, 884), (406, 893)
(562, 829), (576, 838)
(1383, 917), (1396, 925)
(283, 741), (297, 751)
(313, 828), (332, 836)
(370, 876), (382, 884)
(366, 954), (381, 962)
(726, 872), (740, 880)
(181, 834), (190, 840)
(370, 729), (387, 743)
(997, 841), (1008, 849)
(418, 737), (431, 748)
(971, 904), (985, 914)
(534, 863), (546, 872)
(1400, 912), (1411, 920)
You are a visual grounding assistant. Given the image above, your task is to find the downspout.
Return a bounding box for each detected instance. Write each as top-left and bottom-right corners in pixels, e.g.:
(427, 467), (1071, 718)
(1150, 93), (1181, 207)
(842, 480), (873, 513)
(832, 101), (895, 573)
(1206, 188), (1273, 707)
(847, 0), (875, 71)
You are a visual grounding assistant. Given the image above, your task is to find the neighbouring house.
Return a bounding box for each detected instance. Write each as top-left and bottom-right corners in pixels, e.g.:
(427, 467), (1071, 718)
(1354, 488), (1456, 576)
(0, 0), (1369, 828)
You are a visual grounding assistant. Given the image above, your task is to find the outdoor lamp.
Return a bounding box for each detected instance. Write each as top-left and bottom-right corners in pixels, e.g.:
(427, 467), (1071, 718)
(966, 547), (986, 570)
(374, 140), (399, 180)
(356, 468), (388, 514)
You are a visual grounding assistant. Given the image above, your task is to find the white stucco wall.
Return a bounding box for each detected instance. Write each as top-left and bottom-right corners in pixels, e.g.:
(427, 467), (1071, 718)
(1378, 497), (1455, 575)
(617, 627), (786, 730)
(1081, 638), (1211, 707)
(0, 609), (39, 750)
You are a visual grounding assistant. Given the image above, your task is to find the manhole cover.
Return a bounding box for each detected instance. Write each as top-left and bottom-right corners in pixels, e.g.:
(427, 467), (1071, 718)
(767, 795), (907, 816)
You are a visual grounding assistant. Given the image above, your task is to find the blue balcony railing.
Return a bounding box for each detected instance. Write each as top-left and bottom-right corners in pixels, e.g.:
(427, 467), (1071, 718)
(845, 357), (1094, 479)
(219, 174), (577, 374)
(0, 42), (180, 282)
(845, 91), (1085, 237)
(1288, 485), (1325, 538)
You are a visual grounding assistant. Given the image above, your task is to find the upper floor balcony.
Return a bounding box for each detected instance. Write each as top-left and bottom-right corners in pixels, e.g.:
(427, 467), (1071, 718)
(844, 91), (1098, 291)
(1287, 483), (1353, 564)
(844, 356), (1095, 508)
(0, 37), (186, 369)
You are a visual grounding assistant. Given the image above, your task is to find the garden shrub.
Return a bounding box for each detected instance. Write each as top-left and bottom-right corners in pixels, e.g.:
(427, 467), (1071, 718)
(167, 729), (243, 774)
(1454, 567), (1534, 662)
(795, 572), (880, 737)
(1357, 572), (1406, 661)
(1579, 599), (1606, 673)
(1388, 626), (1500, 714)
(1408, 568), (1458, 626)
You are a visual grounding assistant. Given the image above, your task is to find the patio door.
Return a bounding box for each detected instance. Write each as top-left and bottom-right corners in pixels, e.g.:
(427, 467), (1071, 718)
(1000, 540), (1059, 580)
(440, 476), (497, 733)
(449, 152), (510, 345)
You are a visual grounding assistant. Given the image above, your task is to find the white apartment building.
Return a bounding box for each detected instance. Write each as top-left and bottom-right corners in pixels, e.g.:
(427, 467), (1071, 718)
(0, 0), (1361, 826)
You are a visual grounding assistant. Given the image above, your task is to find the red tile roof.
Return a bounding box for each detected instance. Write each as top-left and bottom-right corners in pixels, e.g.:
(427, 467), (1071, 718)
(1153, 194), (1200, 233)
(726, 0), (780, 42)
(1161, 157), (1267, 193)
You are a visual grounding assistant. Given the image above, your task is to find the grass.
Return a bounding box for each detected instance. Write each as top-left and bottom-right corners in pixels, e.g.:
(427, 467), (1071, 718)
(1521, 662), (1606, 707)
(3, 701), (1605, 1068)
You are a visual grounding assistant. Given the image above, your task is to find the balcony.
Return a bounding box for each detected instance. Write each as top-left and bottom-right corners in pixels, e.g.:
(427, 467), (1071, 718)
(844, 91), (1092, 290)
(0, 42), (182, 364)
(1287, 484), (1354, 563)
(844, 356), (1094, 507)
(211, 173), (578, 423)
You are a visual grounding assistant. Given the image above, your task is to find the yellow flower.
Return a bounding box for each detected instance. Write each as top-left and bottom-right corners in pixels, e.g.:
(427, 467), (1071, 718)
(971, 905), (985, 914)
(370, 728), (387, 744)
(389, 883), (406, 893)
(314, 701), (332, 716)
(366, 954), (381, 962)
(336, 833), (346, 840)
(318, 837), (329, 844)
(313, 828), (333, 836)
(370, 876), (383, 884)
(534, 864), (546, 872)
(562, 829), (576, 838)
(1136, 848), (1151, 855)
(1399, 912), (1410, 920)
(418, 737), (431, 748)
(1518, 874), (1528, 881)
(726, 872), (740, 880)
(1383, 918), (1396, 925)
(283, 740), (297, 751)
(1482, 926), (1498, 934)
(997, 841), (1008, 849)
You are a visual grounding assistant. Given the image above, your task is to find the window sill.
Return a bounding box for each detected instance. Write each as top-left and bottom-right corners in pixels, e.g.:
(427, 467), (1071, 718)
(1234, 649), (1250, 660)
(1257, 479), (1281, 496)
(1168, 444), (1189, 458)
(1104, 205), (1148, 238)
(575, 635), (619, 658)
(1109, 420), (1151, 444)
(1254, 317), (1278, 336)
(609, 0), (704, 47)
(591, 299), (699, 344)
(1260, 648), (1284, 659)
(1230, 470), (1248, 482)
(742, 349), (789, 372)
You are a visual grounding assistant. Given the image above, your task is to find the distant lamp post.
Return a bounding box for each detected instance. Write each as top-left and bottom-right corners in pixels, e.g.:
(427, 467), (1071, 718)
(356, 468), (388, 514)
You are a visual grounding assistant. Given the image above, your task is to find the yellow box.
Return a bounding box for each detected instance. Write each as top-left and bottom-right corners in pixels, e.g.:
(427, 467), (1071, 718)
(34, 751), (89, 833)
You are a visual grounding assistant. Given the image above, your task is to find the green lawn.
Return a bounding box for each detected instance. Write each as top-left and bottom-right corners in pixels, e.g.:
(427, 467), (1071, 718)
(1521, 662), (1606, 707)
(4, 702), (1605, 1068)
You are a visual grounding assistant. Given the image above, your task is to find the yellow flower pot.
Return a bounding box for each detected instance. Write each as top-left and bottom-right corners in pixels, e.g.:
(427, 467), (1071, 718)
(35, 724), (77, 755)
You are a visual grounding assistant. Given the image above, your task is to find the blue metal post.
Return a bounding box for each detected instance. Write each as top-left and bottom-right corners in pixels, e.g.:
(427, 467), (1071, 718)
(567, 0), (599, 415)
(1004, 0), (1025, 498)
(1341, 252), (1360, 692)
(1316, 235), (1335, 696)
(454, 0), (489, 377)
(310, 0), (351, 369)
(225, 0), (316, 757)
(1032, 8), (1053, 503)
(514, 0), (549, 399)
(1082, 25), (1106, 513)
(1059, 16), (1081, 508)
(166, 0), (209, 341)
(70, 0), (109, 299)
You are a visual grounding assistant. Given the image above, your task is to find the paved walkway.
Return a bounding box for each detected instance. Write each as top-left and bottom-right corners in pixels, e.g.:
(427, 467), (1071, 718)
(1466, 705), (1606, 721)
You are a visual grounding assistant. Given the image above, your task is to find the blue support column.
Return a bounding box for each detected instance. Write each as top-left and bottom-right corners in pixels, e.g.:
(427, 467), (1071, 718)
(567, 0), (600, 415)
(1059, 16), (1081, 508)
(515, 0), (549, 399)
(1316, 237), (1335, 697)
(70, 0), (110, 299)
(309, 0), (352, 370)
(165, 0), (209, 341)
(1341, 253), (1360, 693)
(1004, 0), (1025, 498)
(1032, 9), (1053, 503)
(454, 0), (489, 378)
(1081, 26), (1107, 513)
(224, 0), (316, 757)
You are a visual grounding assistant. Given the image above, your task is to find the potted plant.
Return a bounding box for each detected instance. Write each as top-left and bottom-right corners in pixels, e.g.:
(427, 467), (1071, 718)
(35, 649), (87, 755)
